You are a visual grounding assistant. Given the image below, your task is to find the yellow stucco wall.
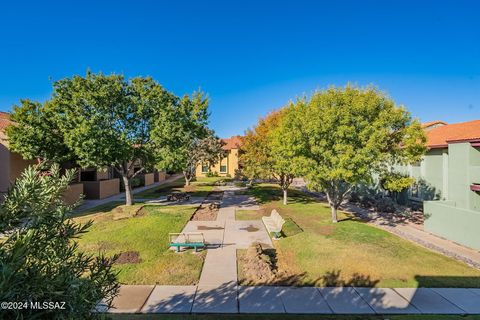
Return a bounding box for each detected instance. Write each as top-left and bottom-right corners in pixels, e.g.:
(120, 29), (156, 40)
(195, 148), (239, 177)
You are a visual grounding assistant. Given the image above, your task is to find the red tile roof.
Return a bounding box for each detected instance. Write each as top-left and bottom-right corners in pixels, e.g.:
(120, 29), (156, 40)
(0, 112), (12, 132)
(425, 120), (480, 148)
(221, 136), (243, 150)
(421, 120), (448, 129)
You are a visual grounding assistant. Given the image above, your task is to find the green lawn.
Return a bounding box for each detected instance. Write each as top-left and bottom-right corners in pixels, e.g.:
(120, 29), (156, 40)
(74, 204), (205, 285)
(135, 176), (230, 199)
(239, 184), (480, 288)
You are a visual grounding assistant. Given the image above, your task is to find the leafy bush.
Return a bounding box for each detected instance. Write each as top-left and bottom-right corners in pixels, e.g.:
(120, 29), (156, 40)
(130, 176), (143, 188)
(225, 173), (232, 178)
(206, 171), (219, 177)
(0, 165), (119, 318)
(374, 197), (396, 213)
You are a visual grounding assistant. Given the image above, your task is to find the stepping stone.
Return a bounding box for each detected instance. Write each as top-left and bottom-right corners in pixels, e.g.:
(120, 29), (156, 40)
(355, 287), (419, 314)
(432, 288), (480, 314)
(281, 287), (332, 314)
(238, 286), (285, 313)
(192, 284), (238, 313)
(141, 286), (196, 313)
(108, 285), (154, 313)
(318, 287), (375, 314)
(394, 288), (465, 314)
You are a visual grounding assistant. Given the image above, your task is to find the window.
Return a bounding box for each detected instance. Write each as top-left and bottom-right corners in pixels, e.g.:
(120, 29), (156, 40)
(201, 165), (209, 173)
(220, 165), (227, 173)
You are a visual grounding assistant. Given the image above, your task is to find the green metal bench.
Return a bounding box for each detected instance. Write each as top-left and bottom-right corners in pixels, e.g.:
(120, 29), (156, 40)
(169, 232), (205, 252)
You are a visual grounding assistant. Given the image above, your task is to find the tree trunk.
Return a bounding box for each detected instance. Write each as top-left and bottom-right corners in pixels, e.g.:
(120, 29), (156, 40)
(123, 175), (134, 206)
(185, 177), (191, 186)
(282, 188), (288, 205)
(331, 206), (338, 223)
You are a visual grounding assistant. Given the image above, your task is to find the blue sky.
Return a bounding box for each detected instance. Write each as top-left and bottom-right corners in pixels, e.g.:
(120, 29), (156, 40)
(0, 0), (479, 137)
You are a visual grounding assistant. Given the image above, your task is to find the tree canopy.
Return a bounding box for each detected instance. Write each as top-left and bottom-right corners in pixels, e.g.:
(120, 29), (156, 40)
(7, 71), (212, 205)
(285, 85), (426, 222)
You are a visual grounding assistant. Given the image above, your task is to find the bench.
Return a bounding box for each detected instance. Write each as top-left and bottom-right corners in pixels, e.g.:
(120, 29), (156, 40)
(167, 192), (190, 202)
(261, 209), (286, 239)
(169, 232), (205, 252)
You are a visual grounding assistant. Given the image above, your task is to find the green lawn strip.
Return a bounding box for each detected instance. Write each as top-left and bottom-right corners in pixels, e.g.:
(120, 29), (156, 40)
(74, 204), (205, 285)
(235, 209), (266, 220)
(242, 184), (480, 288)
(109, 314), (480, 320)
(135, 176), (229, 199)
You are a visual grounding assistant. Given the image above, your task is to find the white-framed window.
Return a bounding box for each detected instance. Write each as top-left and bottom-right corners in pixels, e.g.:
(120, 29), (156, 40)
(201, 165), (209, 173)
(220, 165), (227, 173)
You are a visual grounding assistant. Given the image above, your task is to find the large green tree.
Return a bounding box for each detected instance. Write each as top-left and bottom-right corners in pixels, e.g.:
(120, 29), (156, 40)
(8, 71), (197, 206)
(287, 85), (426, 222)
(241, 109), (304, 205)
(0, 165), (118, 318)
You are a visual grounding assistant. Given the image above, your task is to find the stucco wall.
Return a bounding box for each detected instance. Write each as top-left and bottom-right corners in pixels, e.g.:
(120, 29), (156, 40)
(196, 149), (239, 177)
(83, 178), (120, 199)
(424, 200), (480, 250)
(144, 173), (154, 186)
(63, 182), (84, 205)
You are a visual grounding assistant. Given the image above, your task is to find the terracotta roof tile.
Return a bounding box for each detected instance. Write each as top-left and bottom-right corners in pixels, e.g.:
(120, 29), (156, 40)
(426, 120), (480, 148)
(0, 112), (12, 132)
(221, 136), (243, 150)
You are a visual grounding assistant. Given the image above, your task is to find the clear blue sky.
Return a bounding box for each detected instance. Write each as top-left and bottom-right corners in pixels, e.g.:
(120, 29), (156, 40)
(0, 0), (479, 137)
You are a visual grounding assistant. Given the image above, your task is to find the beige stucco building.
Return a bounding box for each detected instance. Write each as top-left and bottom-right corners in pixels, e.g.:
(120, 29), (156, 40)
(195, 136), (243, 177)
(0, 112), (37, 197)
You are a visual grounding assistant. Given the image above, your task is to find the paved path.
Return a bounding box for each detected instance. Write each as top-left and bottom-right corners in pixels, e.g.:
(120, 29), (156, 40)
(107, 285), (480, 314)
(76, 174), (183, 212)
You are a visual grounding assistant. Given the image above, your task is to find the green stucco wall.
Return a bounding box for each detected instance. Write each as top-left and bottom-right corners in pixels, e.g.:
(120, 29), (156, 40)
(424, 200), (480, 250)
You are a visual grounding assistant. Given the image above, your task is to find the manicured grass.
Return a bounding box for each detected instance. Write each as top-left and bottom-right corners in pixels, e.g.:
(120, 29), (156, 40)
(74, 204), (205, 285)
(240, 184), (480, 288)
(110, 314), (480, 320)
(235, 209), (267, 220)
(135, 176), (230, 199)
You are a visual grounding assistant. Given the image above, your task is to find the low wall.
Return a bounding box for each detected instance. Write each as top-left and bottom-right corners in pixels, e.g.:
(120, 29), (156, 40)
(144, 173), (154, 186)
(424, 200), (480, 250)
(157, 171), (166, 182)
(83, 178), (120, 199)
(63, 183), (84, 205)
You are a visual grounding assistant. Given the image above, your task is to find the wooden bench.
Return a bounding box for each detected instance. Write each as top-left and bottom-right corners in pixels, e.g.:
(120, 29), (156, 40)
(261, 209), (286, 239)
(169, 233), (205, 252)
(167, 192), (190, 202)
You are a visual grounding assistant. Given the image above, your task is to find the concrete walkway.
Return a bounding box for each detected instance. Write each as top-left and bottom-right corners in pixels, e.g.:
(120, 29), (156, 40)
(76, 174), (183, 212)
(107, 285), (480, 314)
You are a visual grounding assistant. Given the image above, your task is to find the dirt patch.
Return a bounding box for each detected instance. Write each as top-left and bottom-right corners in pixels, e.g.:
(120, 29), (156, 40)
(191, 203), (218, 221)
(240, 225), (259, 232)
(115, 251), (142, 264)
(112, 205), (145, 220)
(240, 243), (276, 283)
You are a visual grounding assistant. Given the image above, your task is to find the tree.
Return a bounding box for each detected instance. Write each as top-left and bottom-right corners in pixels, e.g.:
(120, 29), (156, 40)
(8, 71), (188, 206)
(241, 108), (304, 205)
(7, 100), (72, 164)
(287, 85), (426, 222)
(152, 91), (223, 186)
(0, 165), (119, 318)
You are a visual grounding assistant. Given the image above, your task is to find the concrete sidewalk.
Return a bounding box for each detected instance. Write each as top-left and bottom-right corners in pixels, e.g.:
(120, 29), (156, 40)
(106, 285), (480, 314)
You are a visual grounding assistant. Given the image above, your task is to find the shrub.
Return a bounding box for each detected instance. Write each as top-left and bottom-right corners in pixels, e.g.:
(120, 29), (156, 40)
(374, 197), (396, 213)
(130, 176), (143, 188)
(225, 173), (232, 178)
(206, 171), (219, 177)
(0, 165), (119, 318)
